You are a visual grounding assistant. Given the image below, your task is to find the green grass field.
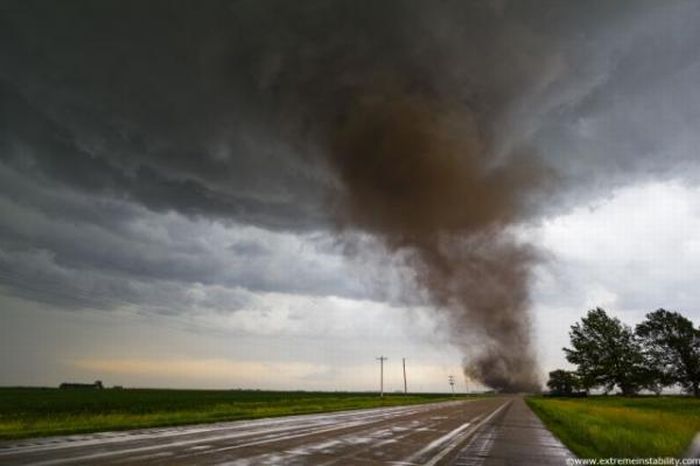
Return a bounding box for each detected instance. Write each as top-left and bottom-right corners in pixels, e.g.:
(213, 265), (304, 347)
(0, 387), (462, 440)
(527, 396), (700, 458)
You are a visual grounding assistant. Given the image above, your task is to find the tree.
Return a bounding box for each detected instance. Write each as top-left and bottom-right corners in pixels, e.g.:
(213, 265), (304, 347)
(546, 369), (580, 396)
(564, 308), (645, 395)
(636, 309), (700, 396)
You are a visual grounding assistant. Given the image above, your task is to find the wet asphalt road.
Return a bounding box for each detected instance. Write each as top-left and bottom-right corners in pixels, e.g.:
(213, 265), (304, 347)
(0, 397), (513, 465)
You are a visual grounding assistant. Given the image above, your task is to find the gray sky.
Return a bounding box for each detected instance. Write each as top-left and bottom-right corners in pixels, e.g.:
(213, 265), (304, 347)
(2, 0), (700, 391)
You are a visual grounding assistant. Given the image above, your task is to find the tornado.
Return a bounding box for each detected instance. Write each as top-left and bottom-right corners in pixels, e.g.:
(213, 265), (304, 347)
(254, 2), (558, 392)
(323, 88), (549, 392)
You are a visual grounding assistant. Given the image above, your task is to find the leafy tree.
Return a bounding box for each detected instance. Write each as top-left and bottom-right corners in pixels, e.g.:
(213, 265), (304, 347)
(638, 365), (666, 396)
(546, 369), (580, 396)
(564, 308), (645, 395)
(636, 309), (700, 396)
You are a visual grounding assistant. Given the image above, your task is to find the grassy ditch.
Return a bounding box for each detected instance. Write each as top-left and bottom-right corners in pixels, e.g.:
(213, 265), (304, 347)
(526, 396), (700, 458)
(0, 387), (465, 440)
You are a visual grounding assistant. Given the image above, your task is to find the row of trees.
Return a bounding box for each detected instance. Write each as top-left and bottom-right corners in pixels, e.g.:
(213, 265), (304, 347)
(548, 308), (700, 396)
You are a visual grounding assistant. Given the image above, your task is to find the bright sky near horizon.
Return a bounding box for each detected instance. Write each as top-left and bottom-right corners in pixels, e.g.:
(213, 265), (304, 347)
(2, 1), (700, 392)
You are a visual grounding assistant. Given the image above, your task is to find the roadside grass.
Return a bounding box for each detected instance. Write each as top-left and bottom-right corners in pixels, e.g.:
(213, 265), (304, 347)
(0, 388), (468, 440)
(526, 396), (700, 458)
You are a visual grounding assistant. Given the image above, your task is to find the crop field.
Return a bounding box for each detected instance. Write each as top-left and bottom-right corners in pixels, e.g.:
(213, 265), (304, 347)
(527, 396), (700, 458)
(0, 387), (461, 440)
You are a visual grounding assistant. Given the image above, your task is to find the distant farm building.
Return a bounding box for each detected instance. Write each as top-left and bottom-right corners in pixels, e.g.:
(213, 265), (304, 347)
(59, 380), (104, 389)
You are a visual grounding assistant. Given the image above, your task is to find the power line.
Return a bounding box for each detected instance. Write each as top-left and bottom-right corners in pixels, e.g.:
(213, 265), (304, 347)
(402, 358), (407, 396)
(448, 375), (455, 397)
(376, 356), (387, 397)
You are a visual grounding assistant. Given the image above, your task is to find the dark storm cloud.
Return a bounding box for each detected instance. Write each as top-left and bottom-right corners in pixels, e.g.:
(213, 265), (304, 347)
(0, 81), (322, 230)
(520, 1), (700, 199)
(2, 0), (700, 390)
(2, 1), (699, 212)
(0, 0), (555, 223)
(3, 0), (697, 218)
(0, 0), (339, 232)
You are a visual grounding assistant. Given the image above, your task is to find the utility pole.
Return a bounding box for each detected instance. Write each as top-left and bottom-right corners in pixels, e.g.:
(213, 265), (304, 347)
(448, 375), (455, 397)
(377, 356), (387, 397)
(402, 358), (407, 395)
